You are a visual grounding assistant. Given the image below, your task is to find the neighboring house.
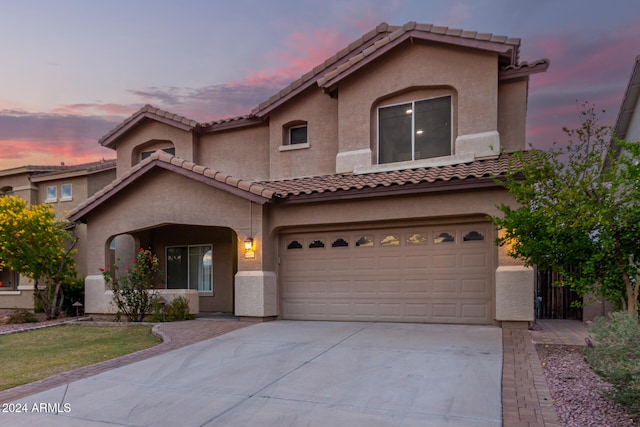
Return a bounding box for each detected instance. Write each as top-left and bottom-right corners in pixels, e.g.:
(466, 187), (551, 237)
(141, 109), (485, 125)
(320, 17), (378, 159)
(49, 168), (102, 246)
(0, 160), (116, 309)
(614, 55), (640, 145)
(68, 22), (550, 326)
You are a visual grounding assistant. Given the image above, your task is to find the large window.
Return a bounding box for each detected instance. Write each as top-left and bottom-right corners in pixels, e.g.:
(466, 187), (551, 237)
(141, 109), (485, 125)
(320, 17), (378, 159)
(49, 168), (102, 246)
(378, 95), (451, 164)
(166, 245), (212, 292)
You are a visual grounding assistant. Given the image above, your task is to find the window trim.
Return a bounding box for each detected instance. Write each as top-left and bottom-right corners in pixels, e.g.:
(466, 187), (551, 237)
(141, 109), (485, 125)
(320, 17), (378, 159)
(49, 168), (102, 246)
(377, 95), (453, 164)
(45, 185), (57, 202)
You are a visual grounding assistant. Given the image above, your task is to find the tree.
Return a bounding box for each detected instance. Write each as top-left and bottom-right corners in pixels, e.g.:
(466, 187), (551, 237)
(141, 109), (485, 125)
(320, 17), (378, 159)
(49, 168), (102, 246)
(493, 104), (640, 315)
(102, 248), (160, 322)
(0, 195), (78, 319)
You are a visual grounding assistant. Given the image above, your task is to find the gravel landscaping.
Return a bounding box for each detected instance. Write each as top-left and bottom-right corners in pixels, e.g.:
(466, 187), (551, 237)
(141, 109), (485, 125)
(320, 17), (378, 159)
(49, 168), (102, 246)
(537, 344), (639, 427)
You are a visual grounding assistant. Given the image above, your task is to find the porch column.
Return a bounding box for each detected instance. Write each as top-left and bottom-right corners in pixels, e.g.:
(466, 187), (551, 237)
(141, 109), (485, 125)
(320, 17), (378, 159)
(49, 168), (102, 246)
(495, 230), (534, 326)
(234, 203), (278, 319)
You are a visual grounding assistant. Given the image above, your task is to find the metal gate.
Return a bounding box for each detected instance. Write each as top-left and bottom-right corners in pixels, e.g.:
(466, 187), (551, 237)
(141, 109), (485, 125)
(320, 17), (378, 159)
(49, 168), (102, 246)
(535, 267), (582, 320)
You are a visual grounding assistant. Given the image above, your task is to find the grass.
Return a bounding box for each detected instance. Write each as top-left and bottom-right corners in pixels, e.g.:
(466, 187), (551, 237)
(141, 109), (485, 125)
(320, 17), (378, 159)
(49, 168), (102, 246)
(0, 325), (161, 391)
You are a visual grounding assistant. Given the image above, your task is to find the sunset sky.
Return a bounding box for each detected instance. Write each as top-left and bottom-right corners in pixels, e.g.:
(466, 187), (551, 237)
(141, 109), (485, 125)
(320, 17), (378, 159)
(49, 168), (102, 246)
(1, 0), (639, 168)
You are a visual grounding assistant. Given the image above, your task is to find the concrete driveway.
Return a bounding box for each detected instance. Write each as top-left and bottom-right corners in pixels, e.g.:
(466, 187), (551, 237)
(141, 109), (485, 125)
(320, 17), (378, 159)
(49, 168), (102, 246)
(4, 321), (502, 426)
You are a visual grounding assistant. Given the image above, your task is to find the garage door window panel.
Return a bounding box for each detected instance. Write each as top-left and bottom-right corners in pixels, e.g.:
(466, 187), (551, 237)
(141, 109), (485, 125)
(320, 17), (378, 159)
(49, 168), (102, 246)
(309, 240), (325, 248)
(407, 233), (428, 245)
(380, 234), (400, 246)
(463, 231), (485, 241)
(287, 240), (303, 250)
(434, 232), (455, 243)
(355, 236), (374, 247)
(331, 238), (349, 247)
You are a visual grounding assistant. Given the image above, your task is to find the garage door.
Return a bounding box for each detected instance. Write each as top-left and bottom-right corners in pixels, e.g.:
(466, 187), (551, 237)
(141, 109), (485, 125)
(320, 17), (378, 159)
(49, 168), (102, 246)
(280, 222), (494, 324)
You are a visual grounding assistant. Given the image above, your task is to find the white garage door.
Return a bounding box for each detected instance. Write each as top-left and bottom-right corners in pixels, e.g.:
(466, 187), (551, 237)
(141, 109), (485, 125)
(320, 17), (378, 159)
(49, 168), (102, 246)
(280, 222), (494, 324)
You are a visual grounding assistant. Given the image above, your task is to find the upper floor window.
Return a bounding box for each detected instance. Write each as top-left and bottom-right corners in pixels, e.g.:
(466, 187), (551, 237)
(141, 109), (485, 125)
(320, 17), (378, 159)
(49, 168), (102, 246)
(289, 125), (308, 145)
(46, 185), (57, 202)
(378, 95), (451, 164)
(281, 121), (309, 150)
(61, 183), (72, 201)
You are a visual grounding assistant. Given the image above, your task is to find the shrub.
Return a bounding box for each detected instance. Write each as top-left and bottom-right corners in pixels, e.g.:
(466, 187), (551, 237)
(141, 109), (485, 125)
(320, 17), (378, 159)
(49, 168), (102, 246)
(6, 308), (39, 324)
(151, 296), (195, 322)
(62, 278), (85, 316)
(584, 311), (640, 416)
(102, 248), (160, 322)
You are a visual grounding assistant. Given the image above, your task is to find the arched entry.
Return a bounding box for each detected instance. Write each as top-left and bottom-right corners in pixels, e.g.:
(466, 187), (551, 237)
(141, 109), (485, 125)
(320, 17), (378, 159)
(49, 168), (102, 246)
(108, 224), (237, 313)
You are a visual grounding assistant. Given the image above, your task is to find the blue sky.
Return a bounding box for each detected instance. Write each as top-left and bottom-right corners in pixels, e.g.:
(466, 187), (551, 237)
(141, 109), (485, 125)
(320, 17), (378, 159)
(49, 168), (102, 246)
(1, 0), (639, 167)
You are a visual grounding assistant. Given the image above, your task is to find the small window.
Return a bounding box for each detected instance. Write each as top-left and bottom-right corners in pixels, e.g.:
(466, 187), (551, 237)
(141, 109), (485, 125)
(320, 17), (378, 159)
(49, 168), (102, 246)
(463, 231), (485, 241)
(287, 240), (303, 250)
(331, 238), (349, 247)
(46, 185), (57, 202)
(61, 183), (72, 201)
(434, 232), (455, 244)
(407, 233), (428, 245)
(309, 240), (325, 248)
(355, 236), (374, 247)
(380, 234), (400, 246)
(141, 147), (175, 160)
(289, 125), (307, 145)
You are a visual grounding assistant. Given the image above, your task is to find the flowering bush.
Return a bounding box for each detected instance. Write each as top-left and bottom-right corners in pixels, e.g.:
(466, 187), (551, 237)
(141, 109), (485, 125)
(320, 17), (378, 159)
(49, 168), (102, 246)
(102, 248), (160, 322)
(0, 195), (78, 319)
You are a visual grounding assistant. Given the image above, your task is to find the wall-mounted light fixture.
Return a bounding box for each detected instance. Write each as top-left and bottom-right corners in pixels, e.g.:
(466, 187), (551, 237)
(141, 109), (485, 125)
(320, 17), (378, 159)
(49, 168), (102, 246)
(244, 237), (254, 251)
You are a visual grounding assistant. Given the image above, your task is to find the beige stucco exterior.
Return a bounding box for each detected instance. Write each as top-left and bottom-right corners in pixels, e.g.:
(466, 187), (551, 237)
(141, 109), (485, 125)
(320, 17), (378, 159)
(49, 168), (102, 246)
(61, 23), (550, 325)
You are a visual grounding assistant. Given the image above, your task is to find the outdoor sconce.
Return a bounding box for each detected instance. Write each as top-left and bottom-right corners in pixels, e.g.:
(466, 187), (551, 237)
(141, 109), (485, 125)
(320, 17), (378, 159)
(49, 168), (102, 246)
(244, 237), (255, 259)
(244, 237), (253, 251)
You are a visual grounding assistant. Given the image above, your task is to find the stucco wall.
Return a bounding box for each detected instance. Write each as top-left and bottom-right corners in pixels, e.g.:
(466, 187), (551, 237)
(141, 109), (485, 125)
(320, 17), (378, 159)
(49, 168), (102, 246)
(498, 78), (529, 152)
(199, 125), (270, 180)
(83, 169), (266, 275)
(336, 43), (498, 164)
(115, 121), (196, 178)
(268, 88), (339, 179)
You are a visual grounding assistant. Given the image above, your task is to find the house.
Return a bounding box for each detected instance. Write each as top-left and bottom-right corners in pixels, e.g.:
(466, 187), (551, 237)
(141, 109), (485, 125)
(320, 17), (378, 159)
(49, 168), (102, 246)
(68, 22), (549, 326)
(0, 160), (116, 309)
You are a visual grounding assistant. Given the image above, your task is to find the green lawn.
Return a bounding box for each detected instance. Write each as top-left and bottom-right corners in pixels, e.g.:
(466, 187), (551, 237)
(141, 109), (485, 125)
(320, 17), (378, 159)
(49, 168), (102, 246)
(0, 325), (161, 391)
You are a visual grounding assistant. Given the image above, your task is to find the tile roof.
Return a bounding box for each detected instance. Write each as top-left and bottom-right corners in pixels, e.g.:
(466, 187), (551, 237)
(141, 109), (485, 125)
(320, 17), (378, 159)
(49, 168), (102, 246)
(98, 21), (547, 141)
(253, 21), (527, 116)
(99, 105), (200, 149)
(256, 153), (524, 201)
(68, 151), (524, 222)
(0, 159), (116, 177)
(67, 150), (274, 222)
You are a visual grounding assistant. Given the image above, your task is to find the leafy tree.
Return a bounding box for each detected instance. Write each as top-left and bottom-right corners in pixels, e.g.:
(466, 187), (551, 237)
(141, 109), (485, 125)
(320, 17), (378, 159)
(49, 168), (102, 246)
(493, 104), (640, 314)
(102, 248), (159, 322)
(0, 195), (78, 319)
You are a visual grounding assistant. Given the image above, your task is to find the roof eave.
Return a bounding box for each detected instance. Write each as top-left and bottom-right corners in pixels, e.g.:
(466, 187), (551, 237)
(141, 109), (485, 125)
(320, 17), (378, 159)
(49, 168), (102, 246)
(318, 30), (518, 91)
(614, 55), (640, 141)
(68, 160), (271, 223)
(270, 176), (503, 205)
(499, 59), (550, 81)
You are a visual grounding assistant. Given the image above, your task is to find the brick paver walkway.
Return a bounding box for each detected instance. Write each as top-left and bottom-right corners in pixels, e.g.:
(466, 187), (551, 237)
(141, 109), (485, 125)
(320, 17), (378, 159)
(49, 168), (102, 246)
(0, 319), (250, 404)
